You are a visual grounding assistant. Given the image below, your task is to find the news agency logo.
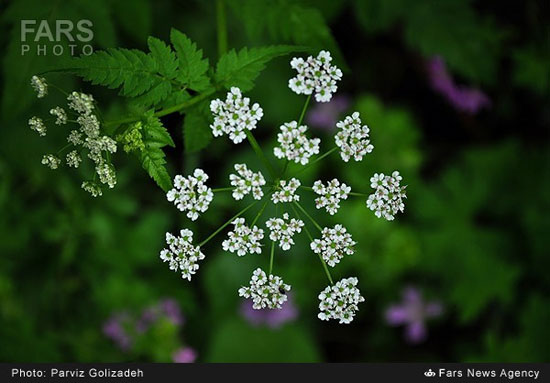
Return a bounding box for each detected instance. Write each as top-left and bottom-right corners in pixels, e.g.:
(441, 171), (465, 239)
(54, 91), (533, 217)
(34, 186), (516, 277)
(20, 20), (94, 56)
(424, 369), (436, 378)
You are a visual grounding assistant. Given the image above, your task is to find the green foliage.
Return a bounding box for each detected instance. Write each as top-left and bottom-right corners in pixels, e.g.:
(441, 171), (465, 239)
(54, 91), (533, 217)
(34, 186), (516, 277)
(183, 101), (212, 152)
(512, 44), (550, 95)
(138, 112), (175, 192)
(170, 29), (211, 92)
(215, 45), (306, 91)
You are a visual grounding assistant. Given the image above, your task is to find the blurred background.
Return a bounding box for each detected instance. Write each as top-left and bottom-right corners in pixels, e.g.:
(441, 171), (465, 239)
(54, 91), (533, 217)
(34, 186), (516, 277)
(0, 0), (548, 362)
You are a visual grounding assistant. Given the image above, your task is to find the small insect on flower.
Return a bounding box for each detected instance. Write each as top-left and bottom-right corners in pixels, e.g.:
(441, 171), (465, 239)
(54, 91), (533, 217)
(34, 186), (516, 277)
(210, 87), (264, 144)
(312, 178), (350, 215)
(229, 163), (266, 200)
(367, 171), (407, 221)
(222, 218), (264, 256)
(271, 178), (301, 204)
(31, 75), (48, 98)
(239, 268), (291, 309)
(166, 169), (214, 221)
(49, 107), (67, 125)
(335, 112), (374, 162)
(318, 277), (365, 324)
(288, 50), (342, 102)
(266, 213), (304, 251)
(273, 121), (320, 165)
(29, 116), (47, 137)
(160, 229), (206, 281)
(310, 224), (355, 267)
(41, 154), (60, 169)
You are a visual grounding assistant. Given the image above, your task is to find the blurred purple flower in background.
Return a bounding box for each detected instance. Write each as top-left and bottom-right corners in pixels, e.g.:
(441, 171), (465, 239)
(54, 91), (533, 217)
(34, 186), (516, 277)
(385, 287), (443, 344)
(172, 347), (197, 363)
(103, 312), (133, 351)
(136, 298), (184, 333)
(240, 293), (298, 328)
(426, 56), (491, 114)
(306, 95), (351, 130)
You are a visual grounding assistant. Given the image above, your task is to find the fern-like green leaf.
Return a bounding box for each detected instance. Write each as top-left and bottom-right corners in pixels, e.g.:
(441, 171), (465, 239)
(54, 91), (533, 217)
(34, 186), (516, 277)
(170, 29), (211, 91)
(215, 45), (306, 91)
(147, 36), (178, 79)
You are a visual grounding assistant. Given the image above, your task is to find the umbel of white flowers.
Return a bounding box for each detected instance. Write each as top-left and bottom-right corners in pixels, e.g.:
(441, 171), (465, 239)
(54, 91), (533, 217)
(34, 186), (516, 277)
(156, 51), (406, 324)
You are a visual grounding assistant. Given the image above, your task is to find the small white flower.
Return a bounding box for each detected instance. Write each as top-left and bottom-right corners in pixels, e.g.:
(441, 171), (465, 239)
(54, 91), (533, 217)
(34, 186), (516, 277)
(273, 121), (320, 165)
(31, 75), (47, 98)
(81, 181), (102, 197)
(77, 113), (100, 138)
(366, 171), (407, 221)
(96, 162), (117, 188)
(167, 169), (214, 221)
(310, 224), (355, 267)
(271, 178), (301, 204)
(222, 217), (264, 256)
(160, 229), (205, 281)
(288, 51), (342, 102)
(67, 130), (83, 145)
(29, 116), (46, 136)
(266, 213), (304, 251)
(210, 87), (263, 144)
(318, 277), (365, 324)
(41, 154), (60, 169)
(67, 91), (95, 116)
(66, 150), (81, 168)
(229, 163), (266, 200)
(335, 112), (374, 162)
(49, 107), (67, 125)
(238, 268), (291, 309)
(312, 178), (350, 215)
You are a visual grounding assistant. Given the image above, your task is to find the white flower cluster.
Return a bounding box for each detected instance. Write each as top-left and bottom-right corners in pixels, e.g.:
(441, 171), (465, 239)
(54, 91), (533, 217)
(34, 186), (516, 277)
(167, 169), (213, 221)
(266, 213), (304, 250)
(229, 163), (266, 200)
(318, 277), (365, 324)
(210, 87), (263, 144)
(288, 51), (342, 102)
(238, 268), (291, 309)
(67, 91), (95, 116)
(81, 181), (102, 197)
(29, 116), (46, 137)
(41, 154), (60, 170)
(367, 171), (407, 221)
(160, 230), (205, 281)
(273, 121), (320, 165)
(271, 178), (301, 204)
(66, 150), (82, 168)
(31, 75), (47, 98)
(335, 112), (374, 162)
(312, 179), (351, 215)
(310, 224), (355, 267)
(49, 107), (67, 125)
(222, 218), (264, 256)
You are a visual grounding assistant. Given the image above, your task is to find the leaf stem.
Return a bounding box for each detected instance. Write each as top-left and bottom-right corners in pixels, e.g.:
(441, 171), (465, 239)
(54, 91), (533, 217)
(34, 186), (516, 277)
(269, 240), (275, 275)
(199, 200), (258, 247)
(212, 187), (234, 192)
(216, 0), (228, 58)
(245, 130), (276, 178)
(297, 94), (311, 126)
(294, 201), (322, 232)
(251, 196), (270, 226)
(291, 146), (338, 177)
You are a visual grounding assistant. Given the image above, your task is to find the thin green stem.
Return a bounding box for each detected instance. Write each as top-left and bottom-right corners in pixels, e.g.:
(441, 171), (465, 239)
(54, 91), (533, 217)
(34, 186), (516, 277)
(199, 200), (258, 247)
(269, 240), (275, 275)
(251, 196), (270, 226)
(291, 146), (338, 177)
(56, 143), (73, 155)
(290, 204), (334, 285)
(212, 187), (234, 192)
(245, 130), (276, 178)
(216, 0), (228, 58)
(294, 201), (322, 232)
(297, 94), (312, 126)
(349, 191), (369, 197)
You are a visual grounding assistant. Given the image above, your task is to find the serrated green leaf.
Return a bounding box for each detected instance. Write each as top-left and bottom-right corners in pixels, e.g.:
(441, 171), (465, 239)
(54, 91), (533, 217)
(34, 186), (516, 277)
(170, 29), (211, 91)
(183, 102), (212, 152)
(215, 45), (305, 91)
(142, 112), (175, 148)
(147, 36), (178, 79)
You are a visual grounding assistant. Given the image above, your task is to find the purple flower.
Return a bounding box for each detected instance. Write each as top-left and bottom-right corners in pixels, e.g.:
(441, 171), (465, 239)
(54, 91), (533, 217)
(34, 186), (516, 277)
(385, 287), (443, 344)
(426, 56), (491, 114)
(306, 95), (350, 130)
(172, 347), (197, 363)
(159, 298), (184, 326)
(103, 313), (133, 351)
(240, 293), (298, 328)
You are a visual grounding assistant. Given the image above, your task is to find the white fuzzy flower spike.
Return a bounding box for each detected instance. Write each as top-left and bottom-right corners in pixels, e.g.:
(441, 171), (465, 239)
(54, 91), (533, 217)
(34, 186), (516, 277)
(273, 121), (320, 165)
(318, 277), (365, 324)
(288, 51), (342, 102)
(210, 87), (263, 144)
(335, 112), (374, 162)
(160, 229), (206, 281)
(167, 169), (214, 221)
(239, 268), (291, 309)
(222, 218), (264, 256)
(366, 171), (407, 221)
(266, 213), (304, 251)
(310, 224), (355, 267)
(229, 163), (266, 200)
(312, 178), (351, 215)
